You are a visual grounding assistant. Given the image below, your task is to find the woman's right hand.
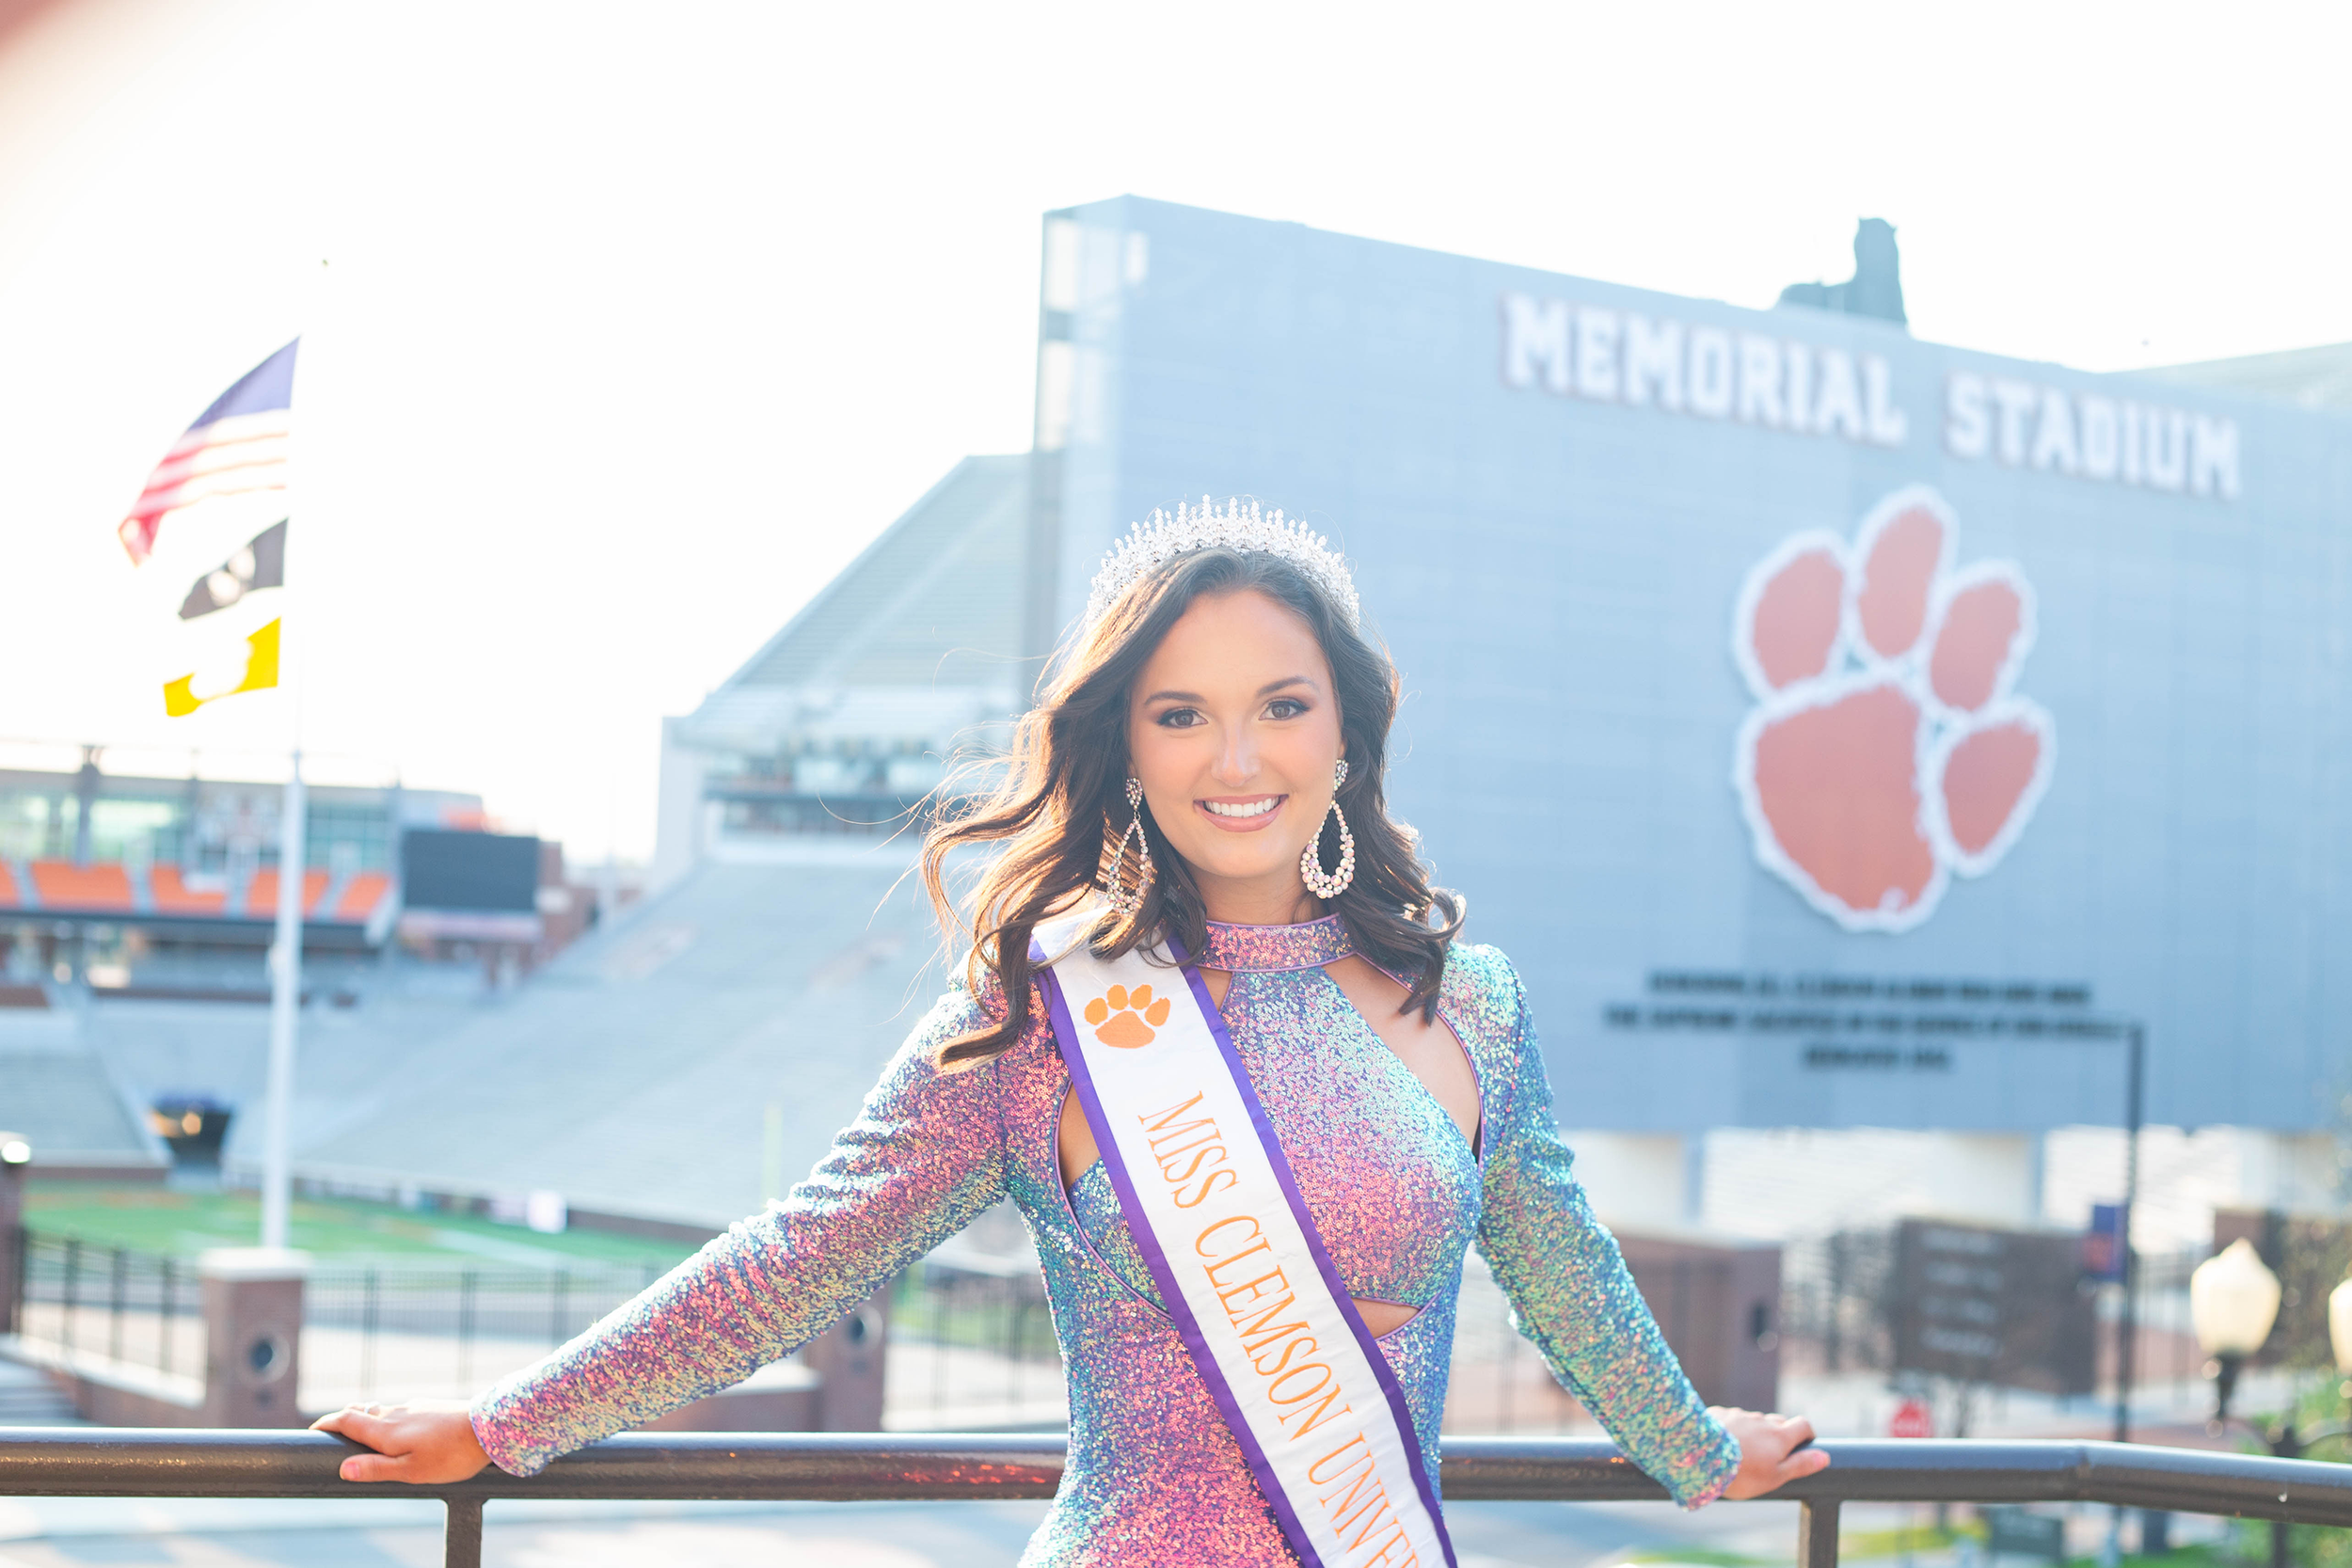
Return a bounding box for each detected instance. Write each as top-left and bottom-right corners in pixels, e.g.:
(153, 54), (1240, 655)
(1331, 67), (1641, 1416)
(310, 1400), (491, 1484)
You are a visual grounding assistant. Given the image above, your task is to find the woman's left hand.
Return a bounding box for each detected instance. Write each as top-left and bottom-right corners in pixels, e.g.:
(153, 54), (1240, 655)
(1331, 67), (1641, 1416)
(1709, 1406), (1830, 1498)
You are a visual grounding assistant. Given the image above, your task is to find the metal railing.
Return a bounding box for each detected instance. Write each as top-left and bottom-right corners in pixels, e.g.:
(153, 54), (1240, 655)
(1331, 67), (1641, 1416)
(11, 1234), (675, 1406)
(6, 1431), (2352, 1568)
(12, 1231), (1074, 1427)
(14, 1236), (199, 1382)
(302, 1260), (663, 1403)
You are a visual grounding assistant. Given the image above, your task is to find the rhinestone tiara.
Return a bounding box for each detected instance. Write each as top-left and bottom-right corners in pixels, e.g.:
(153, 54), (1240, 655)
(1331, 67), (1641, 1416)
(1083, 497), (1360, 630)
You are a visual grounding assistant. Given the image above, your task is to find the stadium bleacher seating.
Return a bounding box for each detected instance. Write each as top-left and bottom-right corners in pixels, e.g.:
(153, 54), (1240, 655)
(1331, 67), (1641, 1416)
(9, 861), (406, 930)
(331, 870), (392, 923)
(148, 864), (228, 915)
(274, 859), (941, 1227)
(245, 867), (328, 918)
(27, 861), (135, 913)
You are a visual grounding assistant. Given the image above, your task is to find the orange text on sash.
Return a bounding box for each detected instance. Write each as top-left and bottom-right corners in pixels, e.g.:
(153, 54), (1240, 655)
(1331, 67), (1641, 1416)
(1138, 1095), (1413, 1564)
(1138, 1090), (1239, 1208)
(1308, 1434), (1420, 1565)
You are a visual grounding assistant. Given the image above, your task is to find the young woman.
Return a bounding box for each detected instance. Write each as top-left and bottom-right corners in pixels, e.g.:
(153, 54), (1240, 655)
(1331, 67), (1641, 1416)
(318, 501), (1828, 1564)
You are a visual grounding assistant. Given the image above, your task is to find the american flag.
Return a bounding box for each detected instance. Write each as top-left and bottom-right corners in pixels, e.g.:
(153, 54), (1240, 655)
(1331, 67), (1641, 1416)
(119, 339), (298, 564)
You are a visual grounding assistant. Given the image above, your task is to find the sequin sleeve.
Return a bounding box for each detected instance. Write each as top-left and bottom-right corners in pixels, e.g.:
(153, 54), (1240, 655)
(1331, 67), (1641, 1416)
(1461, 950), (1742, 1508)
(468, 987), (1011, 1477)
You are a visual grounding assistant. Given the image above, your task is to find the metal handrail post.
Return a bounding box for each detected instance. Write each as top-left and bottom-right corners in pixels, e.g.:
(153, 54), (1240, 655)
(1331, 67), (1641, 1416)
(1799, 1497), (1840, 1568)
(444, 1497), (483, 1568)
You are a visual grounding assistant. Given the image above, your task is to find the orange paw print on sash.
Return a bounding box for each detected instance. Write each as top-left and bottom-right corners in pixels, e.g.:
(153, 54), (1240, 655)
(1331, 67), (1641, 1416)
(1084, 983), (1172, 1048)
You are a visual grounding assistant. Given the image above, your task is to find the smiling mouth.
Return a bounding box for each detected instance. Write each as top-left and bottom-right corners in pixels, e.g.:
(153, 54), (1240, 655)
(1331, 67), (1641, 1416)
(1199, 795), (1284, 826)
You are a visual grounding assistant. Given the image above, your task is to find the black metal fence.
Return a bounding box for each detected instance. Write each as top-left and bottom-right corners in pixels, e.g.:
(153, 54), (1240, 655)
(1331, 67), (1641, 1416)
(890, 1255), (1064, 1429)
(5, 1431), (2352, 1568)
(8, 1234), (671, 1404)
(13, 1234), (202, 1385)
(0, 1223), (2232, 1435)
(1782, 1227), (1899, 1373)
(10, 1230), (1075, 1427)
(301, 1260), (668, 1403)
(1781, 1227), (2215, 1403)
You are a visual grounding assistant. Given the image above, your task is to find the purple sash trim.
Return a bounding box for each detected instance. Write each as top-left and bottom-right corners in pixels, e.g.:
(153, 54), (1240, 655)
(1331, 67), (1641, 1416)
(1165, 930), (1460, 1568)
(1033, 929), (1459, 1568)
(1032, 942), (1331, 1568)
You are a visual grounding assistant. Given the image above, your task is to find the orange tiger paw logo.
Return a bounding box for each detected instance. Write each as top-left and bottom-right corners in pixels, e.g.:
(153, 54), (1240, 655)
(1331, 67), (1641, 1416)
(1731, 484), (2055, 933)
(1085, 983), (1171, 1048)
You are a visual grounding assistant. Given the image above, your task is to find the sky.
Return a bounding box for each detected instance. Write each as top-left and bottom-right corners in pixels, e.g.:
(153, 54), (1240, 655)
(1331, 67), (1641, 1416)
(0, 0), (2344, 863)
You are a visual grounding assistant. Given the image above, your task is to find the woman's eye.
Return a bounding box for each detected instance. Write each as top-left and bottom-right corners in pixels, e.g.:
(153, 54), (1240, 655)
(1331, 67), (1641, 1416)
(1265, 699), (1308, 720)
(1156, 707), (1204, 728)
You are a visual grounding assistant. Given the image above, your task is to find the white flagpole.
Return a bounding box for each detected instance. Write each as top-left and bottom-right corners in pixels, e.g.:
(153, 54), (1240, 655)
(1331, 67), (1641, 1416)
(261, 751), (306, 1250)
(259, 260), (323, 1252)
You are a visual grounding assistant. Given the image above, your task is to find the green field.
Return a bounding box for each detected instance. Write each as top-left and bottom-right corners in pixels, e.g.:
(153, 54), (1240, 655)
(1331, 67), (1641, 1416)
(24, 1184), (700, 1275)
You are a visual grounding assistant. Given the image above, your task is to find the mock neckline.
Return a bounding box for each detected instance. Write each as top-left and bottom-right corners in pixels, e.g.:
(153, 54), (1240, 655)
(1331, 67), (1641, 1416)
(1197, 913), (1354, 973)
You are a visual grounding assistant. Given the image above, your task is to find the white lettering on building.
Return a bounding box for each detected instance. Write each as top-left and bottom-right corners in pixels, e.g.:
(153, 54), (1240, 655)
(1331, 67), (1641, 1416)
(1501, 295), (1570, 393)
(1943, 372), (2238, 499)
(1500, 292), (1906, 450)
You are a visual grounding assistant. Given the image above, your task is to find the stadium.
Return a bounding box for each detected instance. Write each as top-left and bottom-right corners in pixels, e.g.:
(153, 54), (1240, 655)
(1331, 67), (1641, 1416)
(15, 198), (2352, 1243)
(649, 198), (2352, 1244)
(8, 198), (2350, 1446)
(1, 756), (607, 1180)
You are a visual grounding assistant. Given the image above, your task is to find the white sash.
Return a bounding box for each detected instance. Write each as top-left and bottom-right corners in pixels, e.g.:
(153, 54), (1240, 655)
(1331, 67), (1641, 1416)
(1034, 911), (1456, 1568)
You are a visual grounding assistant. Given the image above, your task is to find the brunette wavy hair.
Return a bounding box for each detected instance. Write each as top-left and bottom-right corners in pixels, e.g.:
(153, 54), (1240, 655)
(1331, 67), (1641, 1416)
(921, 545), (1464, 1065)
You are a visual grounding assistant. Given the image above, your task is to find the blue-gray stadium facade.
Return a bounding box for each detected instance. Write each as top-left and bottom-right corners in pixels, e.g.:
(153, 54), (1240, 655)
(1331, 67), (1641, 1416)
(1025, 196), (2352, 1136)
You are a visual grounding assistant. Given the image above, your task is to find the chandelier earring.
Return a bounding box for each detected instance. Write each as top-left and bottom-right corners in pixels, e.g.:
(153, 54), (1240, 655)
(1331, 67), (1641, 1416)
(1108, 776), (1155, 917)
(1299, 759), (1356, 899)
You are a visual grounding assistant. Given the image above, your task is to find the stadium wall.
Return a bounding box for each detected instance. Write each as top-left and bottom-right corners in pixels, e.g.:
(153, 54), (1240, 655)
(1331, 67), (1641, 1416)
(1029, 195), (2352, 1137)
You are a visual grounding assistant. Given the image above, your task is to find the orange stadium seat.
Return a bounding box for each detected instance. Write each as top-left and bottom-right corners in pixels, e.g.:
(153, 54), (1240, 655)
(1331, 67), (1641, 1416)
(332, 870), (392, 923)
(150, 865), (229, 915)
(245, 867), (329, 917)
(29, 861), (135, 913)
(0, 862), (19, 908)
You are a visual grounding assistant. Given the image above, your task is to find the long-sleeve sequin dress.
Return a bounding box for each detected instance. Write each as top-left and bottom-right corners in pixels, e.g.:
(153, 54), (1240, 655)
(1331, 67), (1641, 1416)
(471, 916), (1740, 1562)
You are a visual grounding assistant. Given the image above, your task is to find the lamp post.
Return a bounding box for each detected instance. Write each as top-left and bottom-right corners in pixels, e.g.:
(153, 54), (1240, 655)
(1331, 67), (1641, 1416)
(2115, 1023), (2144, 1444)
(2101, 1022), (2147, 1568)
(2190, 1239), (2352, 1568)
(2196, 1239), (2284, 1425)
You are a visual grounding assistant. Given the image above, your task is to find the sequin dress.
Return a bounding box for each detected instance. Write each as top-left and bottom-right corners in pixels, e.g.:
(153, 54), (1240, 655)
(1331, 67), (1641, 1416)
(471, 917), (1741, 1562)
